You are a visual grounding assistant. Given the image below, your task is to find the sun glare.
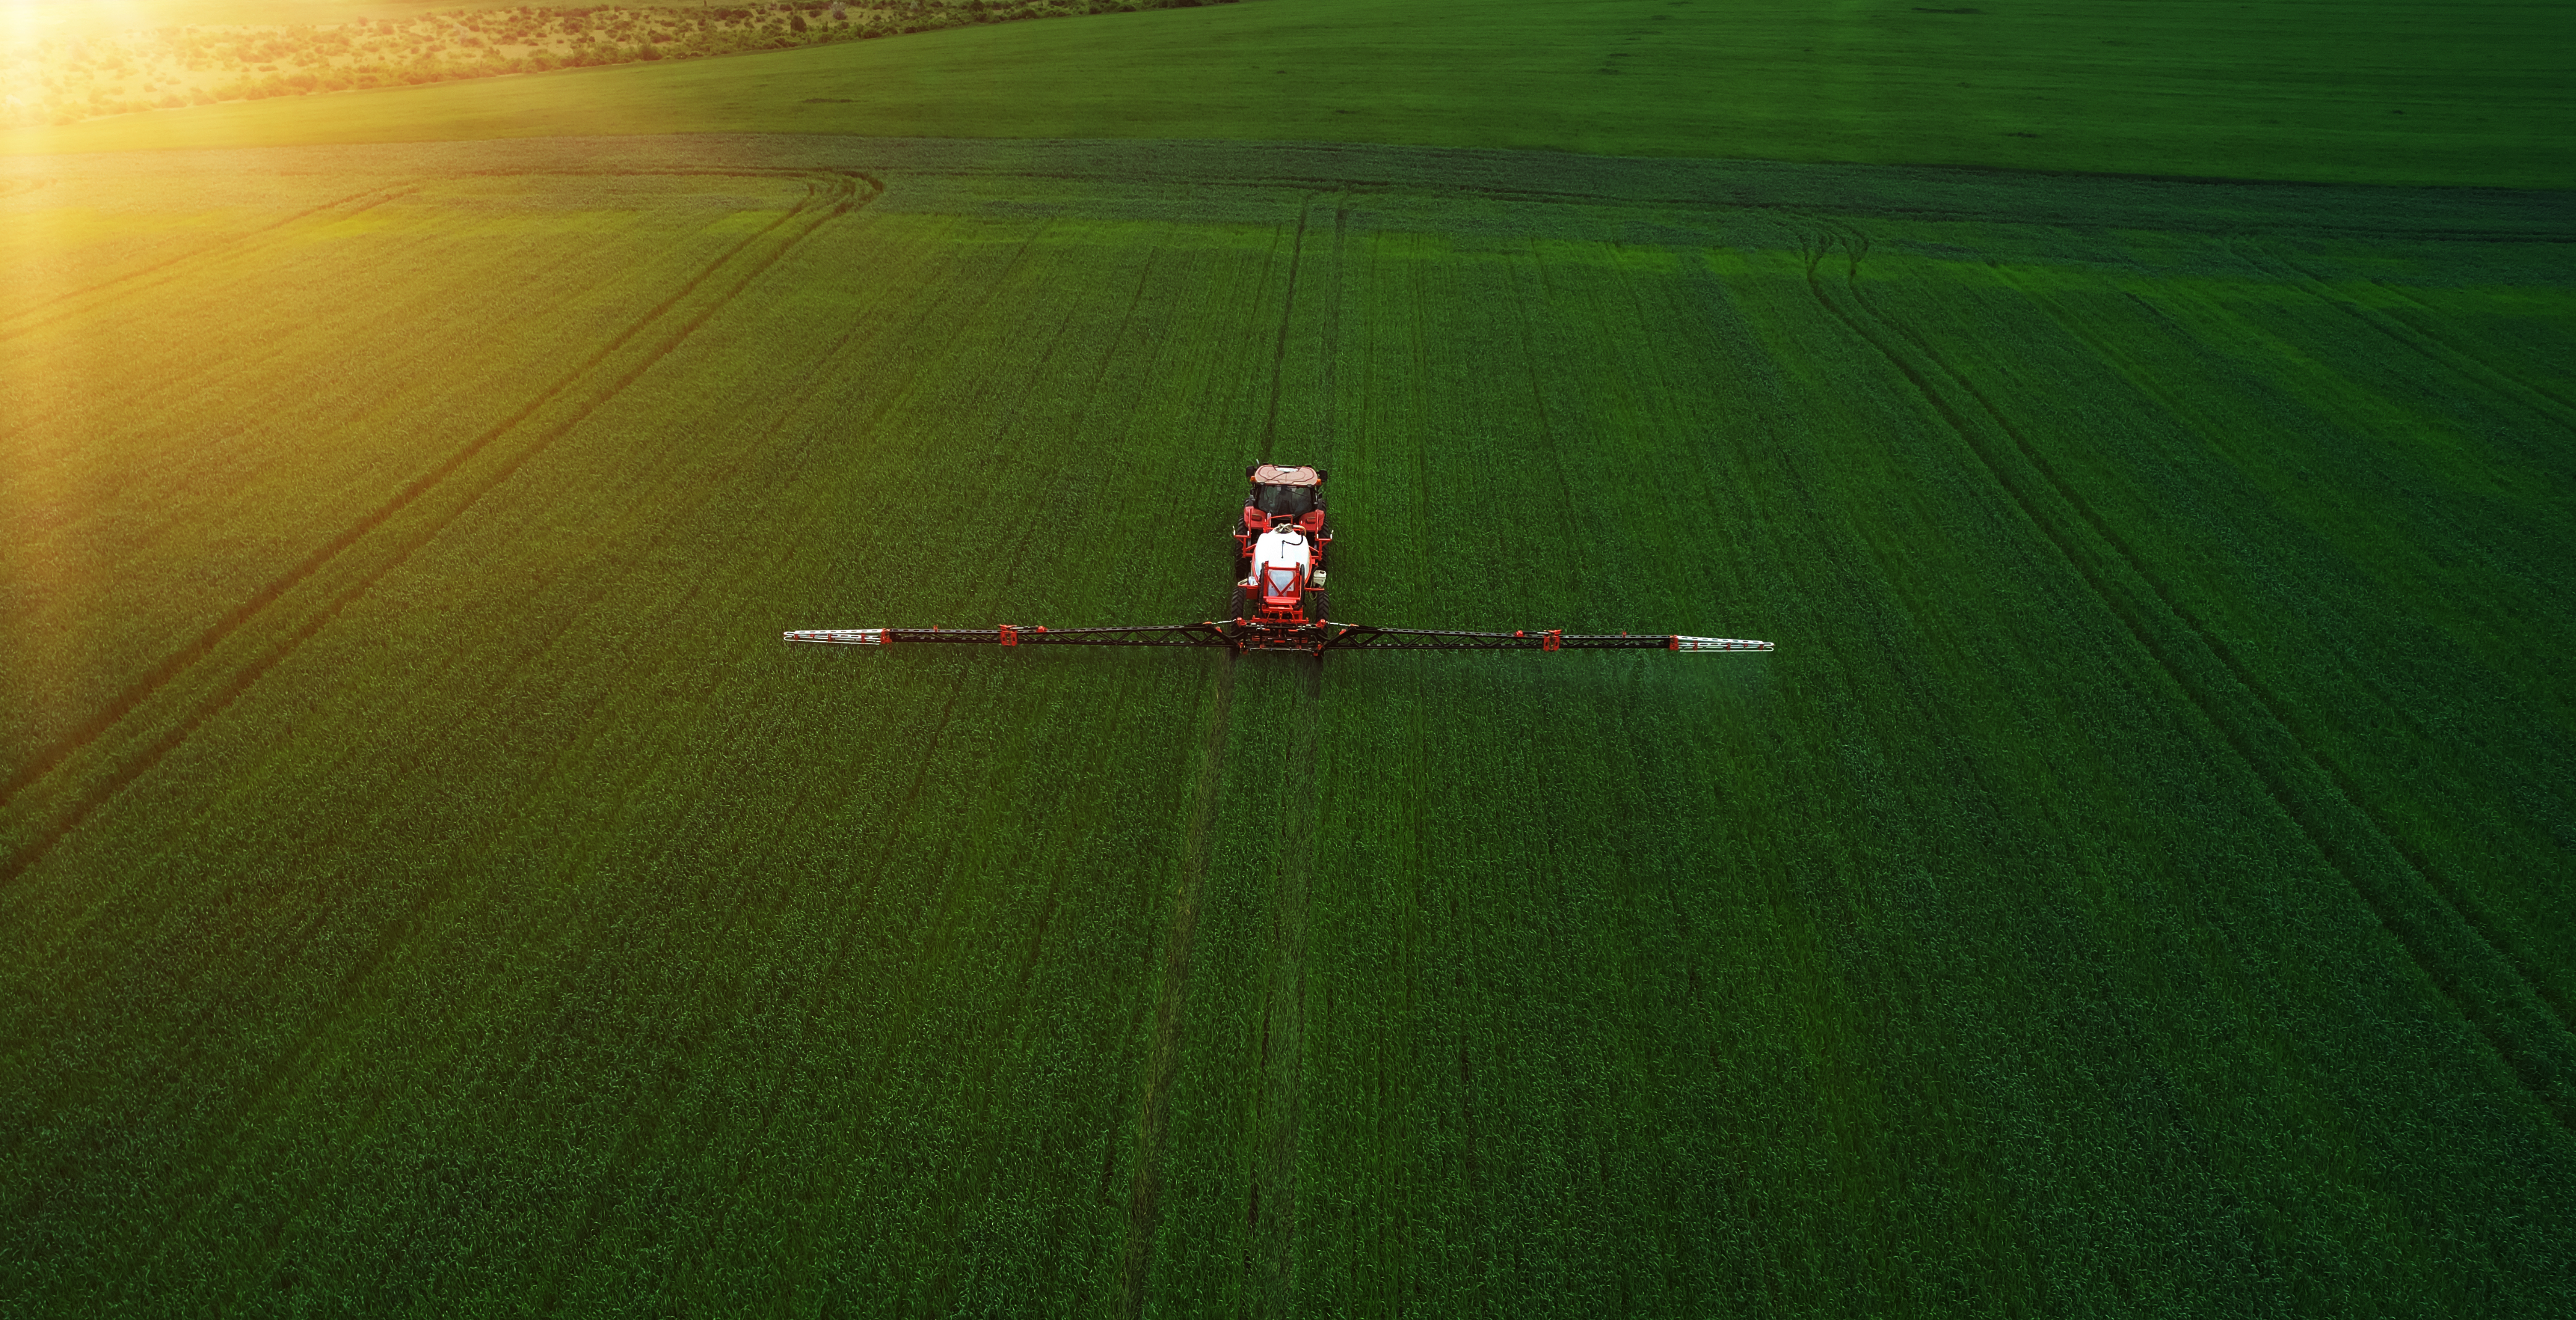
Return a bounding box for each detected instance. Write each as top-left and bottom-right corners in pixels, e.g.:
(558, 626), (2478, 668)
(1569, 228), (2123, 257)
(6, 2), (160, 41)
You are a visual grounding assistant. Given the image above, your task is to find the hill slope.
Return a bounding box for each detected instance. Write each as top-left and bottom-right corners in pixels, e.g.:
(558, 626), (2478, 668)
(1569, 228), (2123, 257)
(9, 0), (2571, 187)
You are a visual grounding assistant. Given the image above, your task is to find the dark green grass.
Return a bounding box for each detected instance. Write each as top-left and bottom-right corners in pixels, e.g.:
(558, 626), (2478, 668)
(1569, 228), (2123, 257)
(4, 136), (2572, 1313)
(11, 0), (2572, 189)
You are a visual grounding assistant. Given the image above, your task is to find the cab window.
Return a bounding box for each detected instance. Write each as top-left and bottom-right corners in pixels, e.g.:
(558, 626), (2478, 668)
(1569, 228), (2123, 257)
(1252, 483), (1316, 517)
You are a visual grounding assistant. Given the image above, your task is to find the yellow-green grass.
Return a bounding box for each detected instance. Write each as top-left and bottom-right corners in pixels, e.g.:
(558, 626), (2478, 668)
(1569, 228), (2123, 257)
(3, 136), (2572, 1312)
(10, 0), (2573, 189)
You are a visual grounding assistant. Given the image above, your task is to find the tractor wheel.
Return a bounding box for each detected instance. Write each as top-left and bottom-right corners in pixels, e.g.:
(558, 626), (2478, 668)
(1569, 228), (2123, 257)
(1228, 585), (1249, 621)
(1309, 590), (1331, 624)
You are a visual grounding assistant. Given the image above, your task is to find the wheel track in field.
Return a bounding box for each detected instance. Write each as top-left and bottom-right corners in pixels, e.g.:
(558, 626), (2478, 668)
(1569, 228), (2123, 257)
(1797, 224), (2576, 1128)
(0, 182), (420, 340)
(1506, 241), (1592, 608)
(1322, 202), (1351, 456)
(0, 166), (862, 807)
(1244, 658), (1325, 1318)
(1980, 253), (2576, 1041)
(0, 166), (865, 807)
(1257, 195), (1320, 462)
(0, 168), (878, 886)
(1120, 652), (1236, 1318)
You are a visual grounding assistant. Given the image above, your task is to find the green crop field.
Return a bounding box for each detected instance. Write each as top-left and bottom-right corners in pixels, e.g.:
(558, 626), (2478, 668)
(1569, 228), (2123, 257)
(4, 1), (2574, 1316)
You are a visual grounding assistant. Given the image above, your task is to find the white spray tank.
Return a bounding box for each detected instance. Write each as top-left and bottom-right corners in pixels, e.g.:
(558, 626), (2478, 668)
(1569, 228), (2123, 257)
(1248, 524), (1312, 601)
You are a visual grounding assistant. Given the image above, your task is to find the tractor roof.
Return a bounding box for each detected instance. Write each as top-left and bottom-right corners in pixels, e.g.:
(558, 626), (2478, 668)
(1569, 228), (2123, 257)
(1250, 464), (1322, 486)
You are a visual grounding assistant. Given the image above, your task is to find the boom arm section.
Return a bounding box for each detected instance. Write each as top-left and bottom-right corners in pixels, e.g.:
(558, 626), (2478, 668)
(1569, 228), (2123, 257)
(784, 623), (1233, 648)
(1317, 626), (1772, 653)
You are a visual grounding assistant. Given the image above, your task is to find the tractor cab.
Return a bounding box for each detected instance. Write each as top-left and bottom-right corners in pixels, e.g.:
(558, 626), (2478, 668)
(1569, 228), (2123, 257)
(1237, 463), (1328, 560)
(1250, 480), (1316, 521)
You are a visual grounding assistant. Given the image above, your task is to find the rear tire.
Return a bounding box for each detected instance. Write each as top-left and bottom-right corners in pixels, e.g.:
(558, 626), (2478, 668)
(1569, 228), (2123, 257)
(1309, 590), (1330, 624)
(1228, 586), (1249, 621)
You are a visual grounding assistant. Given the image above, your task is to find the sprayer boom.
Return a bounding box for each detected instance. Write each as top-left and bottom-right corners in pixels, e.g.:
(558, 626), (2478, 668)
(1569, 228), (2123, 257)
(784, 621), (1770, 656)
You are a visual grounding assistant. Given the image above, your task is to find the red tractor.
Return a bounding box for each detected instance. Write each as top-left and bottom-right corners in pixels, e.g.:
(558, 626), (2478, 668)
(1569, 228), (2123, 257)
(1231, 463), (1330, 628)
(785, 467), (1771, 658)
